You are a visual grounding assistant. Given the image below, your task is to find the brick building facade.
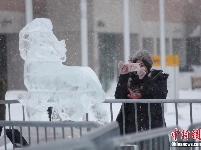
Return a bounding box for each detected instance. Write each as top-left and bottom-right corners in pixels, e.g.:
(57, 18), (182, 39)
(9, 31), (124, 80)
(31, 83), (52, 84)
(0, 0), (200, 92)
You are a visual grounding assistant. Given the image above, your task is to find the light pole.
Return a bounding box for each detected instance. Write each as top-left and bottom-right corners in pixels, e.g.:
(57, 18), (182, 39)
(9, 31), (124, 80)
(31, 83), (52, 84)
(25, 0), (33, 24)
(81, 0), (88, 67)
(123, 0), (130, 63)
(159, 0), (166, 72)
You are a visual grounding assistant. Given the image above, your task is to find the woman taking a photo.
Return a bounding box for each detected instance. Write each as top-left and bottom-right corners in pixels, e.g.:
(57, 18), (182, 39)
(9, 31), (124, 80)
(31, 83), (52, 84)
(115, 50), (169, 149)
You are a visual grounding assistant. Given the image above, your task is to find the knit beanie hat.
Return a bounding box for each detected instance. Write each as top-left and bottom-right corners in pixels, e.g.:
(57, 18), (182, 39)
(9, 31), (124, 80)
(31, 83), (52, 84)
(132, 50), (153, 72)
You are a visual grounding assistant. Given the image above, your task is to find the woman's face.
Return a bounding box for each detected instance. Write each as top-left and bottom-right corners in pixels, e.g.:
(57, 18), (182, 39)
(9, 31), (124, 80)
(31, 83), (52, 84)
(136, 60), (148, 73)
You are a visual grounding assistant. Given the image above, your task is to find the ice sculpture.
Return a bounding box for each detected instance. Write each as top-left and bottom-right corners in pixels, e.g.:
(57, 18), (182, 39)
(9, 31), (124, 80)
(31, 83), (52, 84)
(17, 18), (108, 123)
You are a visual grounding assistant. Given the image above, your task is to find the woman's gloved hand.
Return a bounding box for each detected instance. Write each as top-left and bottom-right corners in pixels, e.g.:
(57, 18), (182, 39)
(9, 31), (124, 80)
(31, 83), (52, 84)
(127, 88), (142, 99)
(137, 67), (146, 79)
(118, 61), (129, 74)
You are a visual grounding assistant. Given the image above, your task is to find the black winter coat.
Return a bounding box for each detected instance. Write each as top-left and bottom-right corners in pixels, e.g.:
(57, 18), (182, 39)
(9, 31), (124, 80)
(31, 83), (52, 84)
(115, 69), (169, 135)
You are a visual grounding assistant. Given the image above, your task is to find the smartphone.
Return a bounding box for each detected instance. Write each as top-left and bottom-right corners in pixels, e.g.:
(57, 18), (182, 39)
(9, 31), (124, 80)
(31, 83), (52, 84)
(127, 63), (140, 72)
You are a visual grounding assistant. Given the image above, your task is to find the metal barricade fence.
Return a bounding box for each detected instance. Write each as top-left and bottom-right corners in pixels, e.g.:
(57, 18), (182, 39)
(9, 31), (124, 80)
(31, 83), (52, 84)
(2, 99), (201, 125)
(0, 121), (100, 150)
(23, 122), (120, 150)
(103, 126), (178, 150)
(24, 138), (96, 150)
(20, 122), (201, 150)
(104, 99), (201, 135)
(22, 122), (178, 150)
(1, 99), (201, 149)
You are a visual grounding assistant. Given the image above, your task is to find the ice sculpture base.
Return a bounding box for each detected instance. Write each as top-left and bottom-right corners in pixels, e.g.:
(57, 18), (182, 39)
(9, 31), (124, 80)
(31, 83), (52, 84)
(17, 91), (108, 122)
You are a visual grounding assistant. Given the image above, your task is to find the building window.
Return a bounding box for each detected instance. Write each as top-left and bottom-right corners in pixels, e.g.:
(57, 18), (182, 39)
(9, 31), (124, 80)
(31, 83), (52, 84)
(142, 37), (154, 54)
(130, 34), (139, 54)
(173, 39), (185, 66)
(157, 38), (170, 55)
